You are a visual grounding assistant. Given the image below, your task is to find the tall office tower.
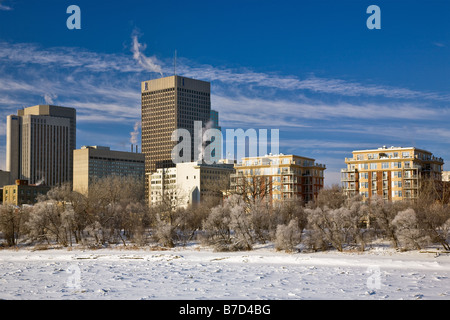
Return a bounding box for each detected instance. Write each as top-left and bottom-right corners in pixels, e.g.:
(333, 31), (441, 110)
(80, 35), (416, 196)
(6, 105), (76, 186)
(141, 75), (211, 197)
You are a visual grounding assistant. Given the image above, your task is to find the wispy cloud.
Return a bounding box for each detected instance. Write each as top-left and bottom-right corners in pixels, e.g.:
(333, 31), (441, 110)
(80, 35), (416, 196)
(433, 42), (446, 48)
(180, 61), (450, 103)
(0, 0), (11, 11)
(3, 40), (450, 104)
(0, 36), (449, 175)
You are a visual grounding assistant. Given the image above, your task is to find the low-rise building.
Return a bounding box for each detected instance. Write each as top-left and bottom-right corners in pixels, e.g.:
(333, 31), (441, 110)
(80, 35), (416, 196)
(73, 146), (145, 194)
(3, 180), (51, 206)
(341, 146), (444, 201)
(230, 153), (326, 203)
(149, 161), (235, 208)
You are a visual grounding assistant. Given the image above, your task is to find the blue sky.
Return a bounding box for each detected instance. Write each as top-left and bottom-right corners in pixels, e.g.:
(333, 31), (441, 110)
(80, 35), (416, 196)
(0, 0), (449, 185)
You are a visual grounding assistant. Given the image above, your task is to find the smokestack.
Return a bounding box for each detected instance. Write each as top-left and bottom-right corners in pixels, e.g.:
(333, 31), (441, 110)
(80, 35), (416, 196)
(131, 144), (133, 152)
(136, 145), (138, 153)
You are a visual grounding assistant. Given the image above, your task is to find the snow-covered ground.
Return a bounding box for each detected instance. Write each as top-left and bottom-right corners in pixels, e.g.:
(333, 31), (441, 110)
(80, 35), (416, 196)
(0, 244), (449, 300)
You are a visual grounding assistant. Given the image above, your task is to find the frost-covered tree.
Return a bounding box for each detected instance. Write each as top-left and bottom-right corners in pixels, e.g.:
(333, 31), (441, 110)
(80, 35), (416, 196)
(249, 198), (273, 243)
(202, 194), (253, 251)
(26, 201), (73, 246)
(275, 218), (302, 252)
(305, 206), (347, 252)
(392, 208), (430, 250)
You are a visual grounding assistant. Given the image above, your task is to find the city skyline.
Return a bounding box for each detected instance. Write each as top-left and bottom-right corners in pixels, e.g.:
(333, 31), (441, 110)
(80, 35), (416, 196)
(0, 0), (449, 186)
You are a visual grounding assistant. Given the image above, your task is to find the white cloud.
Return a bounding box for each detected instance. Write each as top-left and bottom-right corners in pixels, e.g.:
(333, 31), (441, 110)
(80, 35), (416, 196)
(0, 37), (449, 173)
(0, 0), (11, 11)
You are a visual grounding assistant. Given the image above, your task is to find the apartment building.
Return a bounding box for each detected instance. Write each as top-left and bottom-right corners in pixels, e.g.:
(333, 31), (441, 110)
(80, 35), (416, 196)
(341, 146), (444, 201)
(230, 154), (326, 203)
(73, 146), (145, 194)
(149, 161), (235, 208)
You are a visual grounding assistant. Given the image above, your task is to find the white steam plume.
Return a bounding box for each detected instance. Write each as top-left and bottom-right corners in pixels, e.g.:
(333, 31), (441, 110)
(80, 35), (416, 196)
(130, 121), (141, 145)
(44, 93), (57, 105)
(131, 34), (163, 77)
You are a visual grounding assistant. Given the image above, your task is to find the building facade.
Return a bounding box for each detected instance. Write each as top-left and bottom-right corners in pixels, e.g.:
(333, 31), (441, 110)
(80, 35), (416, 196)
(149, 161), (235, 208)
(3, 180), (50, 206)
(6, 105), (76, 187)
(341, 146), (444, 201)
(230, 154), (326, 203)
(443, 171), (450, 182)
(141, 75), (212, 200)
(73, 146), (145, 194)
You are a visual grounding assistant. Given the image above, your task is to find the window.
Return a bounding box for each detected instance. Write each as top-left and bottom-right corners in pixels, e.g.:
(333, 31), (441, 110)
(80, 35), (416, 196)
(370, 163), (377, 170)
(392, 181), (402, 188)
(392, 162), (402, 169)
(382, 162), (389, 169)
(391, 171), (402, 178)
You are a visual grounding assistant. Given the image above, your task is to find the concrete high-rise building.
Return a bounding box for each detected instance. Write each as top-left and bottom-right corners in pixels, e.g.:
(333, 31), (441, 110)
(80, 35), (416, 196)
(73, 146), (145, 194)
(141, 75), (212, 197)
(341, 146), (444, 202)
(6, 105), (76, 187)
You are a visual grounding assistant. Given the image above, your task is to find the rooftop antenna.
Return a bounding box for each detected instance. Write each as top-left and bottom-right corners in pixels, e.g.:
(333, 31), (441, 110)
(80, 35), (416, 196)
(174, 49), (177, 76)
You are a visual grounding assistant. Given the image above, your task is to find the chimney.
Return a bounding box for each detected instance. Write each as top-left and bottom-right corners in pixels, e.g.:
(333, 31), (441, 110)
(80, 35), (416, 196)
(136, 145), (138, 153)
(131, 144), (133, 152)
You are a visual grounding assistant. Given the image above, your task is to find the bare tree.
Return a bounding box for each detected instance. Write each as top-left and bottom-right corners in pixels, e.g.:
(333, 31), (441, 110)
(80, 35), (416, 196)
(230, 171), (273, 205)
(0, 205), (29, 247)
(275, 218), (302, 252)
(368, 196), (405, 249)
(313, 184), (346, 210)
(202, 194), (252, 251)
(26, 201), (73, 246)
(392, 208), (430, 250)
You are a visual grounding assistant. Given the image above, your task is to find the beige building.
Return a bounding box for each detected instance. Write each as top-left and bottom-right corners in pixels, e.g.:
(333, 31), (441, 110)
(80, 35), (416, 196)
(443, 171), (450, 182)
(73, 146), (145, 194)
(6, 105), (76, 186)
(341, 146), (444, 201)
(231, 153), (326, 203)
(149, 161), (235, 208)
(3, 180), (50, 206)
(141, 75), (212, 198)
